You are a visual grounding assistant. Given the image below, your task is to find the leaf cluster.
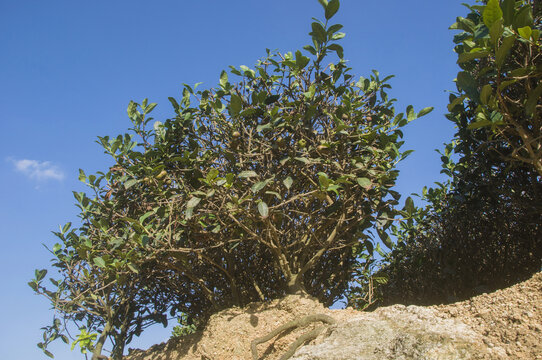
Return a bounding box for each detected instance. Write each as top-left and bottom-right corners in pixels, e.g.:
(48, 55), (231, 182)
(449, 0), (542, 175)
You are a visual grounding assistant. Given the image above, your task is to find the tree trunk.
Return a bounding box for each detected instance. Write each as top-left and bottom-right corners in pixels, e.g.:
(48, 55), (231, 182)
(92, 321), (112, 360)
(286, 273), (306, 295)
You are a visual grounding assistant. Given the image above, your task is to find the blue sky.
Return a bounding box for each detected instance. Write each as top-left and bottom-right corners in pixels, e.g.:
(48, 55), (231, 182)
(0, 1), (466, 359)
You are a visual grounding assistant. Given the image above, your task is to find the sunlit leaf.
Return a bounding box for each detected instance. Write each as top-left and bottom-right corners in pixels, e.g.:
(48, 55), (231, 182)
(258, 202), (269, 218)
(283, 176), (293, 190)
(93, 257), (106, 268)
(239, 171), (258, 178)
(483, 0), (503, 29)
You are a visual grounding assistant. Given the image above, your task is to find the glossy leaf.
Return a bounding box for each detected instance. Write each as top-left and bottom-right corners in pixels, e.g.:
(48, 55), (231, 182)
(518, 26), (532, 39)
(483, 0), (503, 29)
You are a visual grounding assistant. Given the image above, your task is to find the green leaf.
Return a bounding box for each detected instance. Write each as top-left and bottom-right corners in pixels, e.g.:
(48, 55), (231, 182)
(256, 123), (272, 132)
(325, 0), (340, 20)
(294, 157), (311, 164)
(480, 84), (493, 105)
(417, 107), (434, 118)
(311, 22), (327, 43)
(265, 191), (282, 200)
(43, 349), (54, 359)
(283, 176), (293, 190)
(525, 83), (542, 117)
(331, 32), (345, 40)
(124, 179), (138, 189)
(483, 0), (503, 29)
(318, 172), (330, 189)
(456, 71), (479, 100)
(327, 43), (344, 58)
(93, 257), (106, 268)
(357, 177), (372, 190)
(239, 170), (258, 178)
(258, 202), (269, 218)
(35, 269), (47, 281)
(317, 0), (328, 10)
(448, 94), (467, 111)
(28, 281), (38, 291)
(186, 197), (201, 209)
(78, 169), (86, 182)
(513, 5), (533, 29)
(144, 102), (157, 114)
(185, 197), (201, 219)
(139, 210), (155, 224)
(303, 45), (317, 55)
(219, 70), (228, 87)
(467, 119), (492, 129)
(327, 24), (343, 35)
(295, 50), (310, 70)
(489, 18), (503, 44)
(52, 243), (62, 254)
(378, 229), (394, 250)
(518, 26), (532, 40)
(458, 50), (490, 63)
(495, 36), (515, 68)
(501, 0), (515, 25)
(229, 94), (242, 115)
(62, 222), (72, 234)
(251, 180), (268, 193)
(406, 105), (416, 121)
(304, 84), (316, 99)
(128, 263), (140, 274)
(405, 197), (415, 215)
(264, 95), (280, 105)
(168, 97), (180, 110)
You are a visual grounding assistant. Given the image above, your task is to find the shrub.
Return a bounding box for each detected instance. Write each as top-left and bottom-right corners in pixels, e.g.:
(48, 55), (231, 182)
(30, 1), (432, 358)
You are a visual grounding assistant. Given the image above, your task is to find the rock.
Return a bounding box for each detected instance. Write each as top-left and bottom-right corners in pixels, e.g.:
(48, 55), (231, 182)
(290, 305), (502, 360)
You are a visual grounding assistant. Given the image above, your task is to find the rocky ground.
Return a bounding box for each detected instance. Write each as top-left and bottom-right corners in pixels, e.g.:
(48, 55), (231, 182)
(124, 272), (541, 360)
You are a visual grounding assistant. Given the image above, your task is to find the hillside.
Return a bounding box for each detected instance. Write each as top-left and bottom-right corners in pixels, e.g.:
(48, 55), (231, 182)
(124, 272), (542, 359)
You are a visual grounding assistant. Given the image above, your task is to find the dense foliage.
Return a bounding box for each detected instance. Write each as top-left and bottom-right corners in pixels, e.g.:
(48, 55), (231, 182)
(356, 0), (542, 309)
(30, 1), (430, 358)
(451, 0), (541, 175)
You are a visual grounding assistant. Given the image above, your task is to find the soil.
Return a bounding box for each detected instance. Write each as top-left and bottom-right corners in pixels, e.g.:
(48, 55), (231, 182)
(434, 271), (542, 359)
(124, 272), (542, 360)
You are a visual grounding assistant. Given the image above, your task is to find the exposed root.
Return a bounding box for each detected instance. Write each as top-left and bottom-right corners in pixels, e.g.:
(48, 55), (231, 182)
(250, 314), (336, 360)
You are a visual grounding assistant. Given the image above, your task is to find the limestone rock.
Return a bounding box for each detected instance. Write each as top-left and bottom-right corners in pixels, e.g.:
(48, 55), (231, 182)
(290, 305), (505, 360)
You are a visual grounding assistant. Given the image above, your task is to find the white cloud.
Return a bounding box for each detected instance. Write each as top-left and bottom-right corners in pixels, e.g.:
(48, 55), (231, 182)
(8, 158), (65, 181)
